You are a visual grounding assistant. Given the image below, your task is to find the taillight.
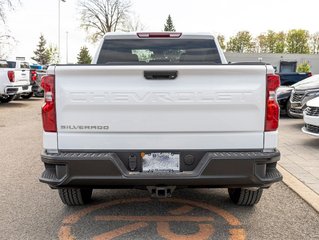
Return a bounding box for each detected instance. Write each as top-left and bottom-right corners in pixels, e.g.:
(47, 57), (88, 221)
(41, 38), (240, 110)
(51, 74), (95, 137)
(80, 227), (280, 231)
(31, 70), (37, 81)
(137, 32), (182, 38)
(307, 72), (312, 77)
(41, 75), (56, 132)
(7, 71), (15, 82)
(265, 74), (281, 131)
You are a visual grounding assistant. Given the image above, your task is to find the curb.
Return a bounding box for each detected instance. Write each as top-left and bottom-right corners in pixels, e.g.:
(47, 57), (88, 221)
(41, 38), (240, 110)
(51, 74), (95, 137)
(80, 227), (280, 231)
(278, 165), (319, 213)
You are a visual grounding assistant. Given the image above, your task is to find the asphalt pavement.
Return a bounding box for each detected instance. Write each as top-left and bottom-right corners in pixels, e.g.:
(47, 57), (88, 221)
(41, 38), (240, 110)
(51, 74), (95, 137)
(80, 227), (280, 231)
(0, 99), (318, 240)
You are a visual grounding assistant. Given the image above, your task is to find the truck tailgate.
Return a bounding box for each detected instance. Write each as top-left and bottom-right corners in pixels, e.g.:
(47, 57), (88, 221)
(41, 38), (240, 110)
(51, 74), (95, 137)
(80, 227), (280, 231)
(55, 65), (267, 150)
(14, 69), (30, 84)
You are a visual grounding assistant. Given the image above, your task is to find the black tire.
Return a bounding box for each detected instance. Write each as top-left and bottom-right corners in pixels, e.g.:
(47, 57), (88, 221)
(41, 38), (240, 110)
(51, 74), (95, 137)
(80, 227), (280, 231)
(34, 90), (44, 97)
(0, 95), (15, 103)
(21, 92), (33, 99)
(228, 188), (263, 206)
(13, 94), (21, 100)
(58, 188), (93, 206)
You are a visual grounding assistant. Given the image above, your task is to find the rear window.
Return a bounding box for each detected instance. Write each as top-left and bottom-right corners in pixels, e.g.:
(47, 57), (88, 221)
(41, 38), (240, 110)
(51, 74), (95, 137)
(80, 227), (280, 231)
(7, 61), (30, 69)
(7, 61), (16, 68)
(97, 39), (221, 65)
(0, 60), (8, 68)
(20, 62), (30, 69)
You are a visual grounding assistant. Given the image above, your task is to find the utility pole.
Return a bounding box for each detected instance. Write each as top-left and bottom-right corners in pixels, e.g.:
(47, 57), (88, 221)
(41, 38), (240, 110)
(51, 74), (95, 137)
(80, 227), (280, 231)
(66, 31), (69, 64)
(58, 0), (66, 63)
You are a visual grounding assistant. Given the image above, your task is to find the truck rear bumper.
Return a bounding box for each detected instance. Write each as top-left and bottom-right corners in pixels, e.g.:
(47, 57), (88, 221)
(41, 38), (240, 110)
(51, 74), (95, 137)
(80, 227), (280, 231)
(40, 150), (282, 189)
(5, 85), (32, 95)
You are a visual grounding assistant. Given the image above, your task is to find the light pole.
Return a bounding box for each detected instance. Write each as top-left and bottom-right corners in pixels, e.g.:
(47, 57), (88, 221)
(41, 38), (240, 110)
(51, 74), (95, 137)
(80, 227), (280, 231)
(66, 31), (69, 63)
(58, 0), (66, 63)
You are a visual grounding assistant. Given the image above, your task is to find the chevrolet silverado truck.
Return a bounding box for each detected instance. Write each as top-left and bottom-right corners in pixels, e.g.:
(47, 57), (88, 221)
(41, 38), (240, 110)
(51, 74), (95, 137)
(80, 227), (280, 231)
(278, 72), (312, 86)
(30, 65), (46, 97)
(7, 60), (33, 99)
(39, 32), (282, 206)
(0, 60), (31, 103)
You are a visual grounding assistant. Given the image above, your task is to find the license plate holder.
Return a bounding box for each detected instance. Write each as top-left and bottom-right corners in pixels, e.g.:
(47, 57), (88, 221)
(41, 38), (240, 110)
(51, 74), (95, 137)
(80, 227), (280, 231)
(142, 152), (180, 172)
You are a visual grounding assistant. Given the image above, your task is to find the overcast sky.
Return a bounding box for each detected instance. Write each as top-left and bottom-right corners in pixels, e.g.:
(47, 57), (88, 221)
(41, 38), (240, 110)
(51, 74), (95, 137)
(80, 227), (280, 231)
(4, 0), (319, 63)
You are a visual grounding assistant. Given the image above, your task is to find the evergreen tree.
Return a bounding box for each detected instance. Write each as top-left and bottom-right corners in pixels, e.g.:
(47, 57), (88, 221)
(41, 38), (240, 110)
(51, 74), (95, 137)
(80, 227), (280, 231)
(77, 46), (92, 64)
(164, 15), (176, 32)
(46, 45), (59, 64)
(32, 34), (50, 65)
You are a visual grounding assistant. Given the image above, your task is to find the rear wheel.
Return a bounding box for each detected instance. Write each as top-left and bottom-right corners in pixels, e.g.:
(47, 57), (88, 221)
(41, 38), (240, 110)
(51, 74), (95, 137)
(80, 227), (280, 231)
(0, 95), (15, 103)
(228, 188), (263, 206)
(58, 188), (93, 206)
(34, 90), (44, 97)
(21, 92), (33, 99)
(13, 94), (21, 100)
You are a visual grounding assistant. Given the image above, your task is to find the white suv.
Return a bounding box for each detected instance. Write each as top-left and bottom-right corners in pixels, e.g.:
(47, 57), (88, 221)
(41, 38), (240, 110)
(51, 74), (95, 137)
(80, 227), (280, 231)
(302, 96), (319, 136)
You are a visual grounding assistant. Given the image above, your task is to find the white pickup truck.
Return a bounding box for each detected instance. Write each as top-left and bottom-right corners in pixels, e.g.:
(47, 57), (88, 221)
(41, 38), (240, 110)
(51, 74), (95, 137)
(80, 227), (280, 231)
(0, 60), (32, 103)
(7, 60), (33, 99)
(39, 32), (282, 206)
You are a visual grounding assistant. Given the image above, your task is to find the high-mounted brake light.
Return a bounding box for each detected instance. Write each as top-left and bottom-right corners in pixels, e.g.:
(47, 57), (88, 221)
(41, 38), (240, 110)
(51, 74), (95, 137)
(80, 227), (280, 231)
(7, 71), (15, 82)
(137, 32), (182, 38)
(41, 75), (56, 132)
(265, 74), (280, 132)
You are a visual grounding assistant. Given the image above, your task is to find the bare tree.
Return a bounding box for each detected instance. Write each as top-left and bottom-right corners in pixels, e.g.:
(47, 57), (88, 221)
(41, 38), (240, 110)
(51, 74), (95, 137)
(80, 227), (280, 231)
(0, 34), (16, 58)
(0, 0), (18, 23)
(0, 0), (19, 58)
(79, 0), (131, 43)
(122, 14), (145, 32)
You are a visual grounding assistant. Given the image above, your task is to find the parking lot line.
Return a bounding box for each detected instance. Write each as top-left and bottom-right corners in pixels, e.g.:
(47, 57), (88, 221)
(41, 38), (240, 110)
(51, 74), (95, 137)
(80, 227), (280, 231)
(93, 222), (149, 240)
(58, 226), (76, 240)
(169, 205), (194, 215)
(229, 229), (246, 240)
(95, 215), (214, 222)
(157, 222), (214, 240)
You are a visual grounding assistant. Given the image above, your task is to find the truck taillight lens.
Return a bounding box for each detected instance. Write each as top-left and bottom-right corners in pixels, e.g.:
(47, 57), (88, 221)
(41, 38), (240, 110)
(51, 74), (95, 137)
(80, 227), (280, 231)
(265, 74), (280, 132)
(41, 75), (56, 132)
(8, 71), (15, 82)
(31, 70), (37, 81)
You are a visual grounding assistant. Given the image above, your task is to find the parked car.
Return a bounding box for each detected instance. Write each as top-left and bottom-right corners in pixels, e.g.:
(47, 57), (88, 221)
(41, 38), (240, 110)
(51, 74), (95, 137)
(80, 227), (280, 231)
(7, 60), (33, 99)
(277, 86), (293, 116)
(278, 72), (312, 86)
(302, 96), (319, 136)
(30, 64), (46, 97)
(288, 75), (319, 118)
(39, 32), (282, 207)
(0, 60), (31, 103)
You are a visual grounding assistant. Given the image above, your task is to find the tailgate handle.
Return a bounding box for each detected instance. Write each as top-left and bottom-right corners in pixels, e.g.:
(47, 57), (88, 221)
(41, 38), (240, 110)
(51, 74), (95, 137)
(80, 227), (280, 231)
(144, 71), (178, 80)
